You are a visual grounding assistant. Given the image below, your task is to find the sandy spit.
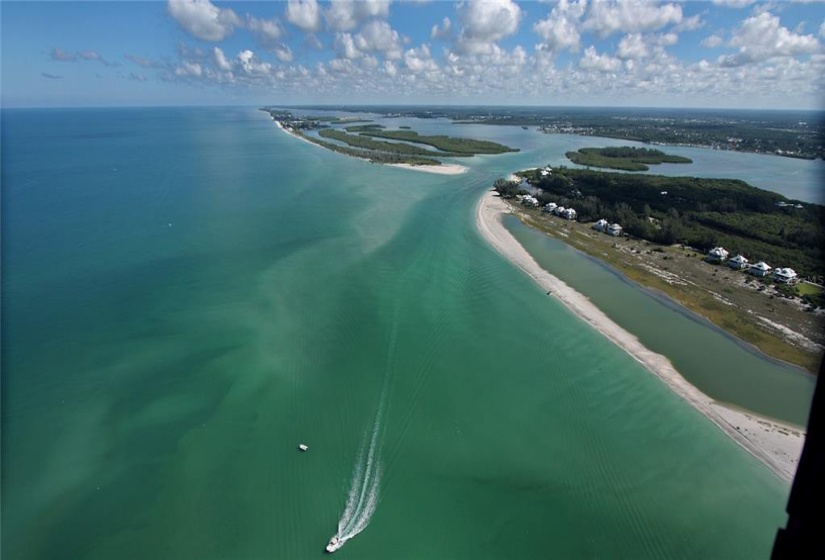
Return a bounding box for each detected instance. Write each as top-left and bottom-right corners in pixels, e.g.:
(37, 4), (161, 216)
(476, 189), (804, 483)
(388, 163), (468, 175)
(274, 120), (468, 175)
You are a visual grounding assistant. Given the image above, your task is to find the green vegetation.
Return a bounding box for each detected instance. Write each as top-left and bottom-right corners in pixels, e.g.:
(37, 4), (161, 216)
(797, 282), (824, 297)
(304, 116), (372, 124)
(298, 130), (441, 166)
(509, 167), (824, 277)
(345, 124), (386, 132)
(319, 129), (469, 157)
(566, 146), (692, 171)
(262, 108), (518, 166)
(359, 129), (519, 155)
(511, 203), (823, 372)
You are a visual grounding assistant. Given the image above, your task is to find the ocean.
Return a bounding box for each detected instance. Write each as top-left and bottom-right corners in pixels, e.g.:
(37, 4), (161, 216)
(2, 106), (819, 558)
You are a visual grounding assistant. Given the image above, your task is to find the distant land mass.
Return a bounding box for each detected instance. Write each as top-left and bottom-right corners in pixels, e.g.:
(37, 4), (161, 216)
(285, 105), (825, 160)
(566, 146), (693, 171)
(261, 108), (518, 167)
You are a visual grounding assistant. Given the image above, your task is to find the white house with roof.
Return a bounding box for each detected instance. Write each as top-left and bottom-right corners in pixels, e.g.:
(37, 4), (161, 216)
(707, 247), (729, 263)
(607, 223), (623, 236)
(727, 254), (749, 270)
(593, 218), (608, 232)
(748, 261), (772, 277)
(554, 206), (566, 216)
(562, 208), (577, 220)
(521, 194), (539, 207)
(774, 267), (798, 284)
(543, 202), (557, 213)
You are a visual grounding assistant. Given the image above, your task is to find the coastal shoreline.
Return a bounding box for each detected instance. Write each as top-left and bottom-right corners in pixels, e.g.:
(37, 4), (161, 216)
(274, 119), (326, 151)
(388, 162), (468, 175)
(274, 119), (468, 175)
(475, 188), (804, 482)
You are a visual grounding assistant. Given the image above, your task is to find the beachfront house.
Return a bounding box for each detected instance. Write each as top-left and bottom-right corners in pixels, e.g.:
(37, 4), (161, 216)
(521, 195), (539, 207)
(749, 261), (772, 277)
(562, 208), (577, 220)
(774, 267), (798, 284)
(707, 247), (729, 263)
(543, 202), (558, 213)
(593, 218), (608, 232)
(554, 206), (566, 216)
(727, 254), (749, 270)
(607, 223), (623, 236)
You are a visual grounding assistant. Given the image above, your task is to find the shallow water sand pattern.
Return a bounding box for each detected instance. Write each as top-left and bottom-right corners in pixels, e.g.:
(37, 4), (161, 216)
(1, 107), (812, 559)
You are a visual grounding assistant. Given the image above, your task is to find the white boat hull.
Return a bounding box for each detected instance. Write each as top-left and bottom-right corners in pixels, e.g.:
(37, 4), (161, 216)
(325, 536), (344, 553)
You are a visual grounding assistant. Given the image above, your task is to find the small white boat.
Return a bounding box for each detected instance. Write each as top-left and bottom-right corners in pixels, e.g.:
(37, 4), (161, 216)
(298, 444), (308, 452)
(325, 536), (343, 553)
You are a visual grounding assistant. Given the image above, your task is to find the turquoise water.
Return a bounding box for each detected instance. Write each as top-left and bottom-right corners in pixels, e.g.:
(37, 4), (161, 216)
(1, 107), (809, 558)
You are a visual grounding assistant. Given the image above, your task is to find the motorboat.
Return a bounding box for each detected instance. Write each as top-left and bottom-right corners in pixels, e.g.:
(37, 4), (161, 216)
(325, 536), (344, 553)
(298, 444), (308, 452)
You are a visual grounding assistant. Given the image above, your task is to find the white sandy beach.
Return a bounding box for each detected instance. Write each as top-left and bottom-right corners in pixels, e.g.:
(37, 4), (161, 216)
(476, 189), (804, 483)
(388, 162), (468, 175)
(274, 120), (326, 150)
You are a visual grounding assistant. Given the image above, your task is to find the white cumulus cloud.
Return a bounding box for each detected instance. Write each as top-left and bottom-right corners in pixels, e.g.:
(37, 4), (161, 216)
(247, 15), (284, 43)
(237, 49), (272, 75)
(431, 17), (452, 40)
(533, 0), (586, 53)
(701, 34), (724, 48)
(579, 45), (622, 72)
(457, 0), (522, 55)
(213, 47), (232, 70)
(274, 44), (294, 62)
(712, 0), (756, 8)
(719, 11), (821, 67)
(617, 33), (648, 59)
(404, 44), (439, 73)
(583, 0), (683, 38)
(355, 20), (403, 59)
(286, 0), (321, 32)
(167, 0), (241, 42)
(175, 60), (203, 77)
(326, 0), (391, 32)
(335, 33), (363, 59)
(673, 14), (704, 33)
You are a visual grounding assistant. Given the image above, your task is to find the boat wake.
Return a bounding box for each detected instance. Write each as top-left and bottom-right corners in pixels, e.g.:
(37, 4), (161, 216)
(328, 314), (397, 552)
(332, 408), (383, 549)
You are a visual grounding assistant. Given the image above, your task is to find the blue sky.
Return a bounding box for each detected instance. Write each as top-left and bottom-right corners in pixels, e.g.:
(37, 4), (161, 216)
(2, 1), (823, 109)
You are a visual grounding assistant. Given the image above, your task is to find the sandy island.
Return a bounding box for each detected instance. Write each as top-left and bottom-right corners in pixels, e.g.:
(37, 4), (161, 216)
(476, 189), (805, 483)
(388, 162), (468, 175)
(274, 120), (468, 175)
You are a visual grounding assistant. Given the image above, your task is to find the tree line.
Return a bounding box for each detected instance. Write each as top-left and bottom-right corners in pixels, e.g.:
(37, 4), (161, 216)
(496, 168), (824, 276)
